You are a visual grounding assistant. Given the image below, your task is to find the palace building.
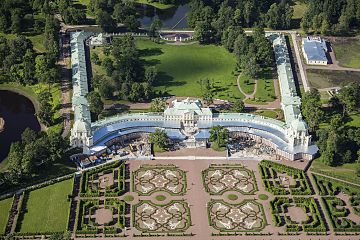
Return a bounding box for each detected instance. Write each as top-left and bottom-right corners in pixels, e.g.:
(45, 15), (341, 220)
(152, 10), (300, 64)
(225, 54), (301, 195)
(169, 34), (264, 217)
(70, 32), (318, 161)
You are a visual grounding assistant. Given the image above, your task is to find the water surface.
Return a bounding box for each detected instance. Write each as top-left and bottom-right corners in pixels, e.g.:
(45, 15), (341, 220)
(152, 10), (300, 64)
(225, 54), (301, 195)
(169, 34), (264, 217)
(0, 90), (41, 161)
(138, 3), (190, 29)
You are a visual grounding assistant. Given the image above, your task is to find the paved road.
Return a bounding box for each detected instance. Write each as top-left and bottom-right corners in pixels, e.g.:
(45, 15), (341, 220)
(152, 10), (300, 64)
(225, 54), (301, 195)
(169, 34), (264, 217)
(290, 33), (310, 92)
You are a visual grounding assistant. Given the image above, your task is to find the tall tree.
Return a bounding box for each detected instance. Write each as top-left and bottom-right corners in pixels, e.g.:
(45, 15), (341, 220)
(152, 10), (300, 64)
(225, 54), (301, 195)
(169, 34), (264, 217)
(86, 91), (104, 119)
(197, 78), (214, 105)
(302, 89), (324, 132)
(149, 129), (168, 150)
(151, 98), (166, 112)
(209, 125), (229, 150)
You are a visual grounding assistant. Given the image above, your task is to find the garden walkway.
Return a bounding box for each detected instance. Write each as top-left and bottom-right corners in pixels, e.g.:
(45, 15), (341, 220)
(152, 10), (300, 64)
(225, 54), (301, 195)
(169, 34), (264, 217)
(236, 74), (281, 110)
(59, 32), (72, 138)
(5, 193), (22, 235)
(236, 74), (257, 99)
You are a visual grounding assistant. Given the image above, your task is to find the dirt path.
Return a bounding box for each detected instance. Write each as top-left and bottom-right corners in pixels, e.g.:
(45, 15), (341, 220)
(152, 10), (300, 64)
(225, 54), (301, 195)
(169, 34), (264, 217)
(58, 20), (72, 138)
(236, 74), (281, 110)
(236, 74), (257, 99)
(291, 33), (310, 92)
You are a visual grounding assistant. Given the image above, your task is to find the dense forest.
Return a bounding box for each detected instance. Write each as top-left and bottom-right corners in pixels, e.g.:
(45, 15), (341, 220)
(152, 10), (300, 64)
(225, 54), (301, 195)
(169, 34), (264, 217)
(189, 0), (293, 45)
(301, 0), (360, 35)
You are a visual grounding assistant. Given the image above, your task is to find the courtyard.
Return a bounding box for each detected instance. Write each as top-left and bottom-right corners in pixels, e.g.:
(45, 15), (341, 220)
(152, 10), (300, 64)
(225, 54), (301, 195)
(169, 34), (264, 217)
(91, 39), (243, 101)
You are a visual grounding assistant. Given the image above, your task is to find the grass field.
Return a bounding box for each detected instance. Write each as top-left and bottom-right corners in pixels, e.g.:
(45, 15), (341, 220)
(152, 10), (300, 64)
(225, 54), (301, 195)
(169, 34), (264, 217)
(18, 179), (73, 233)
(252, 109), (283, 120)
(307, 69), (360, 89)
(238, 74), (255, 94)
(0, 32), (45, 53)
(136, 0), (175, 9)
(311, 158), (360, 185)
(332, 37), (360, 69)
(292, 1), (308, 19)
(319, 91), (331, 104)
(244, 69), (276, 104)
(137, 39), (243, 101)
(0, 197), (13, 235)
(346, 111), (360, 127)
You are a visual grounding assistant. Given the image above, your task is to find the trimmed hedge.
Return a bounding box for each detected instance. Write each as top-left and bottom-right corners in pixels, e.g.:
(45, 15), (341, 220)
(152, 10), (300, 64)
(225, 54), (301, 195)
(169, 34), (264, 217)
(259, 160), (312, 196)
(270, 197), (327, 233)
(80, 161), (126, 197)
(322, 196), (360, 232)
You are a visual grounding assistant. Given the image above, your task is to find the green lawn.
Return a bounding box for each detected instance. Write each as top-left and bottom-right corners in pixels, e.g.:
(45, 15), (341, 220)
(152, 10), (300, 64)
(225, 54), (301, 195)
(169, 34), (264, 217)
(0, 32), (45, 53)
(254, 78), (276, 101)
(27, 33), (46, 53)
(311, 158), (360, 185)
(292, 1), (308, 20)
(319, 91), (331, 104)
(238, 74), (255, 95)
(252, 109), (283, 120)
(346, 111), (360, 127)
(307, 69), (360, 89)
(136, 0), (175, 9)
(332, 36), (360, 69)
(91, 47), (107, 77)
(245, 69), (276, 104)
(18, 178), (73, 233)
(137, 39), (243, 101)
(0, 197), (13, 235)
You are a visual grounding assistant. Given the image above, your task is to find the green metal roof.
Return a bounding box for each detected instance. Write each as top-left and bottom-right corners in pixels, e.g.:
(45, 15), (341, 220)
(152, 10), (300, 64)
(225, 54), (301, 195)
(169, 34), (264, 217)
(270, 33), (308, 132)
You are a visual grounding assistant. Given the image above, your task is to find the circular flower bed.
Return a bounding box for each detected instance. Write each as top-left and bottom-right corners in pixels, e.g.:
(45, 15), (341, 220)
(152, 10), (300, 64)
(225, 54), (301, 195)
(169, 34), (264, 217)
(155, 195), (166, 201)
(227, 194), (238, 201)
(258, 194), (269, 200)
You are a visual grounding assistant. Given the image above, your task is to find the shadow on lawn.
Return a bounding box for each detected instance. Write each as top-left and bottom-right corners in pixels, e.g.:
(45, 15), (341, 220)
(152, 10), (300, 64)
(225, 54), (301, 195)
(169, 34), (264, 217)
(139, 48), (164, 57)
(143, 58), (161, 67)
(154, 71), (187, 93)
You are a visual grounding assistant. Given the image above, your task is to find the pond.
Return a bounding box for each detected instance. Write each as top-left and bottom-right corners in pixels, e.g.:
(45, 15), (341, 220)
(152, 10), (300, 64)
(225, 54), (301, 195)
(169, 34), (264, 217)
(0, 90), (41, 162)
(137, 2), (190, 29)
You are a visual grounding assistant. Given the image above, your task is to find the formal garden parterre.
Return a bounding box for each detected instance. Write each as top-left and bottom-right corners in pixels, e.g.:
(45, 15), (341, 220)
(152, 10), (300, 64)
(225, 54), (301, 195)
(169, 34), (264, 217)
(2, 159), (360, 239)
(312, 174), (360, 232)
(133, 200), (192, 233)
(202, 164), (257, 195)
(270, 197), (326, 233)
(259, 160), (312, 195)
(80, 161), (127, 197)
(208, 199), (267, 232)
(132, 164), (186, 196)
(76, 198), (127, 234)
(131, 164), (193, 237)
